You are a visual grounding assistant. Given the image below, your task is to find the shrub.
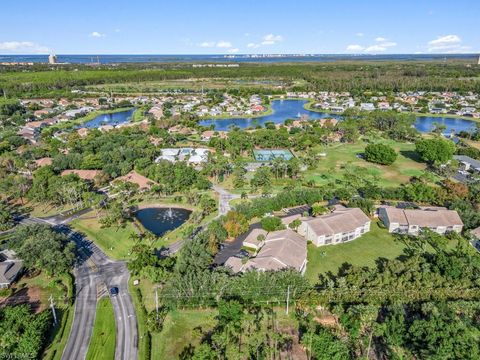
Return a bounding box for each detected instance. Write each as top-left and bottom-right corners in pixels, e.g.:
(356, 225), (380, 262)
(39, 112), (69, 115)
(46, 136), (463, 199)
(260, 216), (285, 231)
(364, 143), (398, 165)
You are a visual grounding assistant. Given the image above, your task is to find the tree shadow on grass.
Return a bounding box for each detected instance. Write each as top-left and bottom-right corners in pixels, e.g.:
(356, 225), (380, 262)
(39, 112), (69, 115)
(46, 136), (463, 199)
(399, 150), (422, 163)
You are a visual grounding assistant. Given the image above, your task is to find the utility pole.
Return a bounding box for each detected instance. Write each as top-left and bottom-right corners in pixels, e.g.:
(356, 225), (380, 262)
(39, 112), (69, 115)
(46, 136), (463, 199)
(286, 286), (290, 315)
(155, 288), (159, 320)
(49, 295), (57, 325)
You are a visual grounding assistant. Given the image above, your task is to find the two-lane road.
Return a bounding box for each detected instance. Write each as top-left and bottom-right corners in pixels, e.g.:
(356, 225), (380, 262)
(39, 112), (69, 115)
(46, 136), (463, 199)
(99, 261), (138, 360)
(52, 226), (138, 360)
(61, 244), (97, 360)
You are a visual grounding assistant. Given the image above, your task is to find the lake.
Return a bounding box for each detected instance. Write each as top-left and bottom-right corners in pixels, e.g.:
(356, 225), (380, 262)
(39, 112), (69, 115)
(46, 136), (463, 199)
(83, 108), (136, 128)
(199, 100), (477, 134)
(135, 207), (192, 236)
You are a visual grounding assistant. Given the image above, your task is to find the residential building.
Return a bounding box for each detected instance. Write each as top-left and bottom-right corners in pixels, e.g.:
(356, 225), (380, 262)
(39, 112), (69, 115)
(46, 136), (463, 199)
(471, 226), (480, 240)
(48, 54), (57, 64)
(34, 157), (53, 168)
(454, 155), (480, 173)
(0, 250), (23, 289)
(225, 229), (307, 274)
(114, 170), (156, 191)
(61, 169), (102, 181)
(242, 228), (268, 250)
(155, 148), (210, 164)
(298, 206), (371, 246)
(378, 207), (463, 235)
(360, 103), (375, 111)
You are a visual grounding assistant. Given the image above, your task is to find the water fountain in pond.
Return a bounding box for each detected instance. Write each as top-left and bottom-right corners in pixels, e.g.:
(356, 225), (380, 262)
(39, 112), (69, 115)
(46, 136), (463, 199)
(136, 207), (192, 236)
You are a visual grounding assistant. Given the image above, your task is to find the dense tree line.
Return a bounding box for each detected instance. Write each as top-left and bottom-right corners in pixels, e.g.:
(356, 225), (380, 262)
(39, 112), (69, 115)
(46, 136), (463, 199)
(9, 224), (76, 275)
(160, 230), (308, 308)
(0, 305), (52, 359)
(2, 61), (480, 98)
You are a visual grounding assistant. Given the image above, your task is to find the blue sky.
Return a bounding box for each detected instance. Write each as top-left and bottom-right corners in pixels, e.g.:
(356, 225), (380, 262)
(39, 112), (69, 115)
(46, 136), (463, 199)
(0, 0), (479, 54)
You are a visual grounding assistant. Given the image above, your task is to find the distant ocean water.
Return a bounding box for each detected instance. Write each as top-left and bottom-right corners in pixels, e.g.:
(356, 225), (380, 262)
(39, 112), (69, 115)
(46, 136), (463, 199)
(0, 54), (477, 64)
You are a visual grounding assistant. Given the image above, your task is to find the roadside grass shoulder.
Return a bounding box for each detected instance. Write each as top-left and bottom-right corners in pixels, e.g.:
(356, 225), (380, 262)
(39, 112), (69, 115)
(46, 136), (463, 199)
(129, 280), (150, 360)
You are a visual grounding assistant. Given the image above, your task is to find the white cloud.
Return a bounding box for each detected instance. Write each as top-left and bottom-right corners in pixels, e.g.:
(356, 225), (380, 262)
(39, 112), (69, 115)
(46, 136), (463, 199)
(427, 34), (470, 53)
(114, 29), (121, 33)
(247, 34), (284, 48)
(346, 38), (396, 53)
(261, 33), (283, 45)
(198, 40), (236, 51)
(365, 42), (396, 52)
(356, 32), (364, 37)
(364, 45), (387, 52)
(429, 34), (461, 46)
(90, 31), (105, 38)
(200, 41), (215, 48)
(0, 41), (49, 54)
(216, 41), (232, 48)
(228, 48), (239, 54)
(346, 44), (365, 52)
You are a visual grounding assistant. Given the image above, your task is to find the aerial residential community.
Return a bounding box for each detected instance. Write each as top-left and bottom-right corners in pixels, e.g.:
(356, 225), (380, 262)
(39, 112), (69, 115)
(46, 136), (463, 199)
(1, 1), (480, 360)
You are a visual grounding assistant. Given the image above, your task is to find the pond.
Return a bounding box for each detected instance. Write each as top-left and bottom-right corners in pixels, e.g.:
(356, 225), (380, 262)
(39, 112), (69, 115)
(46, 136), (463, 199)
(135, 207), (192, 236)
(83, 108), (136, 129)
(199, 100), (477, 134)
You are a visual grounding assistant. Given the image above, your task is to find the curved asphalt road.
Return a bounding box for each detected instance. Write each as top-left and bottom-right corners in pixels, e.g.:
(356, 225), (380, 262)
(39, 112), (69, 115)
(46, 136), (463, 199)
(46, 223), (138, 360)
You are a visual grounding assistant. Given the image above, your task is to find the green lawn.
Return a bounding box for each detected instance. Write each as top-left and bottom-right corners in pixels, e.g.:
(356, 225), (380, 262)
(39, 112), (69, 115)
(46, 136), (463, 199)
(305, 222), (407, 283)
(70, 214), (137, 260)
(86, 297), (116, 360)
(26, 201), (76, 218)
(152, 309), (217, 360)
(304, 139), (428, 187)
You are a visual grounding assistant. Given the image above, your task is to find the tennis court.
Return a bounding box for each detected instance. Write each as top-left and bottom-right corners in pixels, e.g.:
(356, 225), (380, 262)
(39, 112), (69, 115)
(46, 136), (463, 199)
(253, 149), (294, 162)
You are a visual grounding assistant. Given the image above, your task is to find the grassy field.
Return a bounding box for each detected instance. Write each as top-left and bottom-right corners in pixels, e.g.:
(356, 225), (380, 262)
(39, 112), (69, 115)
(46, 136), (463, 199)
(86, 297), (116, 360)
(70, 214), (137, 260)
(152, 309), (217, 360)
(304, 139), (428, 187)
(305, 222), (407, 283)
(25, 201), (76, 218)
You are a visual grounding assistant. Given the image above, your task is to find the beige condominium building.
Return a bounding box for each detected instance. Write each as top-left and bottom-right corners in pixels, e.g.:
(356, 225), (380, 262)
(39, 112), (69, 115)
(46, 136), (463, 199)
(298, 206), (371, 246)
(378, 207), (463, 235)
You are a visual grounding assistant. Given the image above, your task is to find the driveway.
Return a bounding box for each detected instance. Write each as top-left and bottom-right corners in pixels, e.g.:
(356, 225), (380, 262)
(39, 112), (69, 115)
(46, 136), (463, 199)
(213, 184), (240, 216)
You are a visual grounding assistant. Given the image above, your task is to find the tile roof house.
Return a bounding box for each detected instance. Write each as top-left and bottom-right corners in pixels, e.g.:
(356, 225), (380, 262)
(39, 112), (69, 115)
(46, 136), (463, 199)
(61, 169), (102, 181)
(114, 170), (156, 190)
(378, 207), (463, 235)
(34, 157), (53, 167)
(298, 206), (371, 246)
(225, 229), (307, 274)
(0, 250), (23, 289)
